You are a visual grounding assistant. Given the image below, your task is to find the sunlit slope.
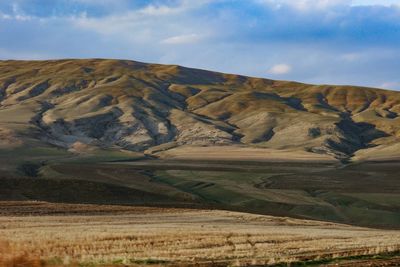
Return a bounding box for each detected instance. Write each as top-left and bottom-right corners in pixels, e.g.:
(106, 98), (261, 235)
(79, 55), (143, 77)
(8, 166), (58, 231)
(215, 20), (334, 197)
(1, 59), (400, 160)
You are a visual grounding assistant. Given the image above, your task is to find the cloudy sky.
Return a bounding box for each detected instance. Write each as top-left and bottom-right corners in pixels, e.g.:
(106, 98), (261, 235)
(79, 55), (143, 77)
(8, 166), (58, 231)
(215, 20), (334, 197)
(0, 0), (399, 90)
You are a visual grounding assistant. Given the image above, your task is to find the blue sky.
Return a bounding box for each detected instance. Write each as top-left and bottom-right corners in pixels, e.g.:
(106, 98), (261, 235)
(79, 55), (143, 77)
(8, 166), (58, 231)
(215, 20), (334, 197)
(0, 0), (399, 90)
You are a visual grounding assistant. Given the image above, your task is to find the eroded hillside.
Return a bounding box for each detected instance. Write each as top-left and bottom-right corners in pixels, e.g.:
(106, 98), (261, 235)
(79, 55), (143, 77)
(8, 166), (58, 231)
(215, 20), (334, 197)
(1, 59), (400, 160)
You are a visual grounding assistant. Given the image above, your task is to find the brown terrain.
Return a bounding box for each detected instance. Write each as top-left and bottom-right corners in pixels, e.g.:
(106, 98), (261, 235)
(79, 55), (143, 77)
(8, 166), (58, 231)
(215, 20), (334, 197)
(0, 59), (400, 161)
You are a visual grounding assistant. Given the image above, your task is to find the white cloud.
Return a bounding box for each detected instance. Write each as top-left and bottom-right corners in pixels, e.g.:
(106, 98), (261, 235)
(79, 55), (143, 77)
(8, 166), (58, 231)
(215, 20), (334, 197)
(161, 34), (202, 45)
(269, 64), (292, 75)
(0, 12), (11, 19)
(340, 52), (361, 62)
(259, 0), (400, 10)
(71, 0), (121, 3)
(140, 1), (214, 16)
(72, 1), (212, 42)
(380, 81), (400, 90)
(259, 0), (348, 10)
(140, 5), (180, 16)
(351, 0), (400, 7)
(0, 3), (32, 21)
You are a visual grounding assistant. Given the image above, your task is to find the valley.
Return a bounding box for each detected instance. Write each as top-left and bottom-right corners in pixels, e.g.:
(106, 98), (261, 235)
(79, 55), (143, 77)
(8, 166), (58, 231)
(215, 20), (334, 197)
(1, 146), (399, 228)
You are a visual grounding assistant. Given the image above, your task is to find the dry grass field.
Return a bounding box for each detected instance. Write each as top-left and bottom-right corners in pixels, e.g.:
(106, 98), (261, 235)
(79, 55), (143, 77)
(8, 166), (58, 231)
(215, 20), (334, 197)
(1, 202), (400, 266)
(154, 146), (336, 162)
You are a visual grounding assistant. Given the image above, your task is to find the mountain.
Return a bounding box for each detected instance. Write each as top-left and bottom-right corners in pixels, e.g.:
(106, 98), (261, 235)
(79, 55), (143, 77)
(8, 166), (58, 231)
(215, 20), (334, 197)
(1, 58), (400, 161)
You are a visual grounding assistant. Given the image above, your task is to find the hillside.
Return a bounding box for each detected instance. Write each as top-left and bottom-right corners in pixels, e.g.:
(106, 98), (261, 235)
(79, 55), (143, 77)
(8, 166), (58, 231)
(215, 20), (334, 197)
(1, 59), (400, 161)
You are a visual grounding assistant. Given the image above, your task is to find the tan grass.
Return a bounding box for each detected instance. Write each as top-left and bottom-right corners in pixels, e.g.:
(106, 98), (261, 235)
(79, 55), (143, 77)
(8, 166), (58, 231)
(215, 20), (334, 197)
(0, 241), (43, 267)
(155, 145), (336, 162)
(0, 204), (399, 266)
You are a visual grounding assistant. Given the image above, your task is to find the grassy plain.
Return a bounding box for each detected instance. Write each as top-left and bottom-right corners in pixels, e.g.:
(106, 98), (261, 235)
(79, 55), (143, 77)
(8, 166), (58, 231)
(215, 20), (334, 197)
(146, 159), (400, 228)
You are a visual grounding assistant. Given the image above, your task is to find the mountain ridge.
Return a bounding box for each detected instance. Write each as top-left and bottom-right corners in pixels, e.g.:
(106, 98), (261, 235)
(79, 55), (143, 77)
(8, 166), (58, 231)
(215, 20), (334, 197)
(1, 58), (400, 161)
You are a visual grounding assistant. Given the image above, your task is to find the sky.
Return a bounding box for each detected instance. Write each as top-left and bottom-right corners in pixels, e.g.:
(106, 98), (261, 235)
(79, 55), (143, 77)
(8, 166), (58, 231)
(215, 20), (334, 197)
(0, 0), (399, 90)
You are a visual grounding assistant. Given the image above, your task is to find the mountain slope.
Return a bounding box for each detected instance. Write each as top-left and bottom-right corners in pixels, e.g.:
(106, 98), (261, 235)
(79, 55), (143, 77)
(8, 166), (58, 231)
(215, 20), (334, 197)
(1, 59), (400, 161)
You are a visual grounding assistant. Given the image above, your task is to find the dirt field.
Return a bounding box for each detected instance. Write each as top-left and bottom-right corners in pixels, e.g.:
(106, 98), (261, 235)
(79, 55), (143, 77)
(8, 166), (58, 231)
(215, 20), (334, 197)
(1, 202), (400, 266)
